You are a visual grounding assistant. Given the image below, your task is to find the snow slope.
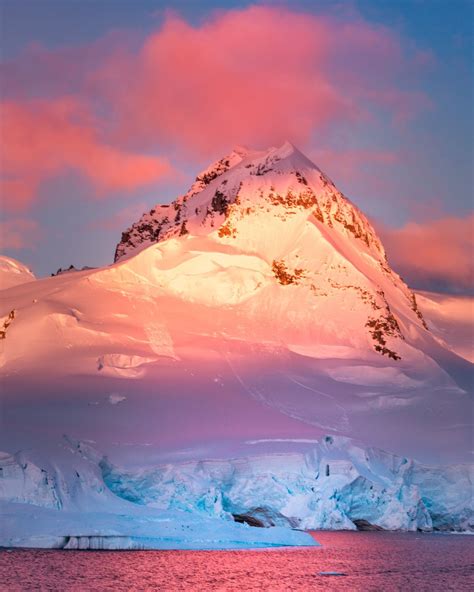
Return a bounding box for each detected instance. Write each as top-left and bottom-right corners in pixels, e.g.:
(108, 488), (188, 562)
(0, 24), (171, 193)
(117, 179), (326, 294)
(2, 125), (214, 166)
(0, 256), (35, 290)
(416, 291), (473, 363)
(0, 143), (472, 545)
(1, 143), (460, 379)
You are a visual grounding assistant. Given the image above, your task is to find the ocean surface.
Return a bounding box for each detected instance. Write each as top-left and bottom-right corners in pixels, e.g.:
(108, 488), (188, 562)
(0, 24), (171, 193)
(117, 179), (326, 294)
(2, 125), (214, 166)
(1, 531), (472, 591)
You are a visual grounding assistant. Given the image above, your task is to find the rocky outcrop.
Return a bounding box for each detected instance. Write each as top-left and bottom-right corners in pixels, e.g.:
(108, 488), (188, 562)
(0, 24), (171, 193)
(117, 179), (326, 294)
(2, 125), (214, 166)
(352, 519), (385, 531)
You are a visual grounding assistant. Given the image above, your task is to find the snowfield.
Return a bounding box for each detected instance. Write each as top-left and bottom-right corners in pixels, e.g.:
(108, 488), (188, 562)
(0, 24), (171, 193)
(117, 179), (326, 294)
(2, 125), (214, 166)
(0, 256), (36, 290)
(0, 143), (472, 547)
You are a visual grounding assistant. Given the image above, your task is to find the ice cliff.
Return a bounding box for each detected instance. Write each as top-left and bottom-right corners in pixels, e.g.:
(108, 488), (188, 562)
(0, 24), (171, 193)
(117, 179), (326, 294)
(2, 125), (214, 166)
(1, 435), (471, 550)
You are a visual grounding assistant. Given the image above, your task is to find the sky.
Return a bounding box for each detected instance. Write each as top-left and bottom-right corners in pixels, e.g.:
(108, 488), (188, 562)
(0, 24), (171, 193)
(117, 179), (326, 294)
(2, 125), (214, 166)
(0, 0), (472, 293)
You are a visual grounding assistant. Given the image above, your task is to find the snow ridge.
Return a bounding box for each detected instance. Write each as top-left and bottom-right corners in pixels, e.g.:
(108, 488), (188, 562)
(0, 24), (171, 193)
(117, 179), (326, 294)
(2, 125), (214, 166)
(114, 142), (384, 262)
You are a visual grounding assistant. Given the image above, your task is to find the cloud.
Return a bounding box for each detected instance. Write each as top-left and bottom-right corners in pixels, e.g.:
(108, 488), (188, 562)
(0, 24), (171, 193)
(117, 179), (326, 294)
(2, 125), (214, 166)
(89, 201), (149, 231)
(0, 98), (171, 210)
(312, 148), (400, 182)
(0, 218), (40, 249)
(0, 5), (430, 210)
(380, 215), (474, 293)
(97, 6), (428, 155)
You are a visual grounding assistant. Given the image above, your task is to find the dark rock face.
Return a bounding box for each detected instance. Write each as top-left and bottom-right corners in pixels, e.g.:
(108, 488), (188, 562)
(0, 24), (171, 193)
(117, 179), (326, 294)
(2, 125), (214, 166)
(211, 190), (230, 216)
(353, 519), (385, 531)
(51, 265), (95, 276)
(232, 507), (298, 528)
(232, 513), (265, 528)
(0, 309), (15, 340)
(114, 208), (172, 262)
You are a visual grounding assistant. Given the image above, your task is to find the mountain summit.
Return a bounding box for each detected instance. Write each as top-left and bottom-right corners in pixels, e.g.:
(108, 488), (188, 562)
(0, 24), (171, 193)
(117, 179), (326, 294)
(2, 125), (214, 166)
(115, 141), (383, 261)
(115, 142), (426, 362)
(1, 142), (466, 409)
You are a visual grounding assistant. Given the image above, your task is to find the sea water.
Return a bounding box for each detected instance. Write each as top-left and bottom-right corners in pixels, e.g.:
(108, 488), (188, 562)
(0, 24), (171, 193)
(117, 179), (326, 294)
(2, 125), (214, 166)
(1, 531), (472, 591)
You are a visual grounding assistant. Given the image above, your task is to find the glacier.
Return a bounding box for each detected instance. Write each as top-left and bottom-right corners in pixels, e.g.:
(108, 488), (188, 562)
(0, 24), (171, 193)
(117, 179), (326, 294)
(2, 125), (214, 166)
(0, 435), (472, 549)
(0, 440), (317, 549)
(99, 435), (473, 532)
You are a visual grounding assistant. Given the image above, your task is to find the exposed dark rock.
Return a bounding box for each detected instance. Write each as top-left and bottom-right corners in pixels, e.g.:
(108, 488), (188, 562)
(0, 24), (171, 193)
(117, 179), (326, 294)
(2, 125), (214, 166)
(366, 307), (403, 361)
(353, 519), (385, 531)
(232, 507), (298, 528)
(410, 293), (429, 330)
(232, 513), (265, 527)
(195, 157), (231, 188)
(211, 190), (230, 216)
(272, 259), (305, 285)
(0, 309), (15, 340)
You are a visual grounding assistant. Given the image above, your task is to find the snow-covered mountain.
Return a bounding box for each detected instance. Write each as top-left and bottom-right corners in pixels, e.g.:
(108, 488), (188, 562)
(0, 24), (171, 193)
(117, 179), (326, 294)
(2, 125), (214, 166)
(0, 143), (472, 547)
(114, 142), (428, 364)
(0, 256), (35, 290)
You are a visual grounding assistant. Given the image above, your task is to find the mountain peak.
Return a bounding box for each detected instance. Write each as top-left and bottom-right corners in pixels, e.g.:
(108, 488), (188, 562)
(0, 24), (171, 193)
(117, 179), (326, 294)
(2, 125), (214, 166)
(231, 144), (252, 158)
(115, 142), (377, 263)
(228, 141), (320, 174)
(271, 139), (298, 157)
(238, 141), (323, 178)
(232, 141), (295, 158)
(113, 144), (430, 363)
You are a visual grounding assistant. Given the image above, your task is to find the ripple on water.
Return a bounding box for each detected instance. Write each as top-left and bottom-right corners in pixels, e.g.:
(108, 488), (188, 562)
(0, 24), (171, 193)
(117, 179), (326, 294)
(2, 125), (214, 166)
(0, 532), (473, 591)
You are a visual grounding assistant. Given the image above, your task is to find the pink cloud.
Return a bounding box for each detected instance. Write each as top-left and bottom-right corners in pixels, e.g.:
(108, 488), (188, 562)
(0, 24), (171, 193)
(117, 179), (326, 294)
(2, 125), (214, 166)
(0, 5), (430, 209)
(89, 201), (149, 231)
(380, 215), (474, 291)
(99, 7), (426, 155)
(313, 148), (399, 176)
(0, 98), (171, 210)
(309, 148), (401, 197)
(0, 218), (41, 249)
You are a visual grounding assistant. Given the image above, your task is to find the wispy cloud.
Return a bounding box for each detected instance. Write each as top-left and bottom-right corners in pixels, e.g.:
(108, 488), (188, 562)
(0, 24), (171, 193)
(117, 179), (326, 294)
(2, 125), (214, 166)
(0, 218), (41, 249)
(1, 5), (430, 209)
(1, 99), (171, 211)
(380, 214), (474, 293)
